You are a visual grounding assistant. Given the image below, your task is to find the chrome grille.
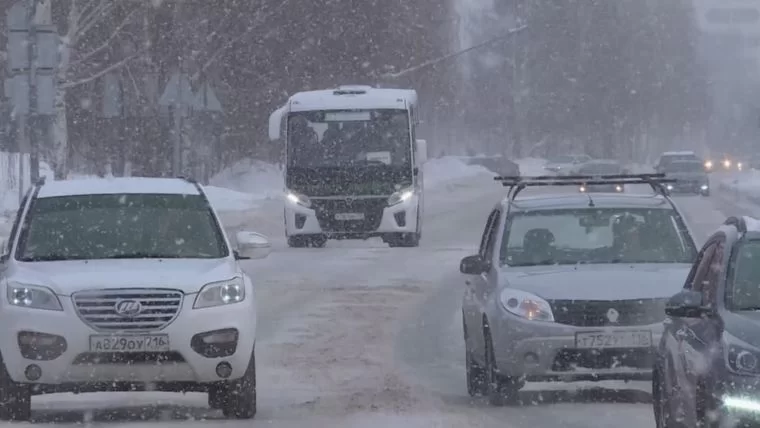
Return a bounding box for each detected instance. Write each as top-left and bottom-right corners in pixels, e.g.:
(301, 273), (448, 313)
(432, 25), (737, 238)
(72, 289), (183, 331)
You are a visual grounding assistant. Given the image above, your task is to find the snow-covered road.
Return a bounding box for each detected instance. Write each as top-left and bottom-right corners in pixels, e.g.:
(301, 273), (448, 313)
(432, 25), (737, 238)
(10, 175), (753, 428)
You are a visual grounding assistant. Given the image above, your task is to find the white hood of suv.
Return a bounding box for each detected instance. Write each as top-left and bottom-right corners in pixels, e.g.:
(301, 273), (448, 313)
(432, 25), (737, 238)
(504, 264), (691, 300)
(7, 258), (239, 295)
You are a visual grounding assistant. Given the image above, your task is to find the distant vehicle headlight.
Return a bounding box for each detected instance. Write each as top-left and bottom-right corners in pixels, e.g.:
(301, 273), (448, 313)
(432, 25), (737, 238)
(499, 289), (554, 322)
(724, 159), (732, 169)
(738, 162), (744, 171)
(704, 160), (713, 170)
(579, 185), (587, 193)
(615, 185), (624, 192)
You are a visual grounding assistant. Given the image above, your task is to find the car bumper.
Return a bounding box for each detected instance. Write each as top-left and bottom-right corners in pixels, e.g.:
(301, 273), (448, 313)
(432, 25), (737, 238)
(0, 296), (256, 387)
(490, 315), (662, 381)
(285, 194), (419, 238)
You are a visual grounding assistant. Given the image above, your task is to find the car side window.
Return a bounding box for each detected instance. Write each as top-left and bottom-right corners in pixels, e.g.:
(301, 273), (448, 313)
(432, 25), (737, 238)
(702, 239), (726, 307)
(483, 211), (502, 261)
(691, 243), (717, 292)
(478, 211), (498, 259)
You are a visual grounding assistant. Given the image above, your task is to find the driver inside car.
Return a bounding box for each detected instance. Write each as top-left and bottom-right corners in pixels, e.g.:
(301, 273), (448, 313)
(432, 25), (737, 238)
(519, 228), (556, 265)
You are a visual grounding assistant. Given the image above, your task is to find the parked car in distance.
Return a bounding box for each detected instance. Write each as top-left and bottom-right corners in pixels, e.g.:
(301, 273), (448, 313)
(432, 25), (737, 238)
(543, 154), (593, 176)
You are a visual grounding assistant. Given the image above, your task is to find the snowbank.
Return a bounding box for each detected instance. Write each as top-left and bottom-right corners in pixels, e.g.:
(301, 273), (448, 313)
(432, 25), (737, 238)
(718, 171), (760, 203)
(423, 156), (493, 188)
(208, 159), (284, 200)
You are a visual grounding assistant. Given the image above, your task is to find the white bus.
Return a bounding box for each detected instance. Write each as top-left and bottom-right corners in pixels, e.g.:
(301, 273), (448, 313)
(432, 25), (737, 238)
(268, 85), (427, 248)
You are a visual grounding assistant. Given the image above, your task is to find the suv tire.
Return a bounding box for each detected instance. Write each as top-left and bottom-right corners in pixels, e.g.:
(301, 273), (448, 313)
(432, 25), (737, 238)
(216, 351), (257, 419)
(0, 358), (31, 421)
(484, 330), (522, 406)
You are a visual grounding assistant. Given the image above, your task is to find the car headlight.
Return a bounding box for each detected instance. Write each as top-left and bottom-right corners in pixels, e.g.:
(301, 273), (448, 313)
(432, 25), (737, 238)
(728, 344), (760, 375)
(724, 159), (732, 169)
(705, 160), (713, 170)
(666, 184), (674, 191)
(499, 289), (554, 322)
(387, 187), (414, 206)
(701, 184), (709, 191)
(285, 190), (311, 208)
(738, 162), (744, 171)
(7, 282), (62, 311)
(579, 185), (587, 193)
(194, 278), (245, 309)
(615, 185), (623, 192)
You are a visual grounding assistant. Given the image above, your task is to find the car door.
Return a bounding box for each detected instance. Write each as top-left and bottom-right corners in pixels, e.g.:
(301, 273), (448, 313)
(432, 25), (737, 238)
(668, 239), (721, 423)
(463, 208), (501, 359)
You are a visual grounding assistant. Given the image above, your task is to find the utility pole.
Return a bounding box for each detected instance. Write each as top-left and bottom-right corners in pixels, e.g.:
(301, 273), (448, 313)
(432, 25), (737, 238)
(26, 0), (38, 183)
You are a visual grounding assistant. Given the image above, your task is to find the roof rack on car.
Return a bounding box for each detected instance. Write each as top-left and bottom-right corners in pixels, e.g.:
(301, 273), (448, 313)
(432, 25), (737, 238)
(493, 173), (677, 201)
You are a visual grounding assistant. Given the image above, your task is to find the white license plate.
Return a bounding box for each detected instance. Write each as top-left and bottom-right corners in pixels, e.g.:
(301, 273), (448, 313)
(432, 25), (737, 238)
(575, 331), (652, 349)
(89, 335), (170, 352)
(335, 212), (364, 221)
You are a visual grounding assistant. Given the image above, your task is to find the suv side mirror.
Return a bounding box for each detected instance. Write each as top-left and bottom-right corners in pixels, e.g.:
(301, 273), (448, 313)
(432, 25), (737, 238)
(235, 231), (271, 260)
(460, 255), (490, 275)
(665, 290), (710, 318)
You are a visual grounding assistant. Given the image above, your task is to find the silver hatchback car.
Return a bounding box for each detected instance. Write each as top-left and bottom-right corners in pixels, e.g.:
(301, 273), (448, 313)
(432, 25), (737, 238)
(461, 174), (699, 405)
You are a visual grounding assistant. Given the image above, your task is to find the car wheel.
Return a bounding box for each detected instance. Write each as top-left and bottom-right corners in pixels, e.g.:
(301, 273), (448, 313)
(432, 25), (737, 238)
(653, 368), (686, 428)
(463, 316), (486, 397)
(288, 235), (326, 248)
(219, 351), (257, 419)
(0, 359), (31, 422)
(483, 328), (521, 406)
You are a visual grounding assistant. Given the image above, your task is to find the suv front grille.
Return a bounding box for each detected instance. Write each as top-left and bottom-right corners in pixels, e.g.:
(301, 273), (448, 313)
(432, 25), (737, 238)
(549, 298), (667, 327)
(311, 197), (387, 232)
(72, 289), (183, 331)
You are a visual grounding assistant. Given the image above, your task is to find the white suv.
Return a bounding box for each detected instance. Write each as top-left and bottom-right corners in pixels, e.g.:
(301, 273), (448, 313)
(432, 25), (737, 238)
(0, 177), (271, 421)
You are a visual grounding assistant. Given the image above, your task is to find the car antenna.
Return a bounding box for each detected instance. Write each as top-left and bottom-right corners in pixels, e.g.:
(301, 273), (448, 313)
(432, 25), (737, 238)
(586, 193), (595, 207)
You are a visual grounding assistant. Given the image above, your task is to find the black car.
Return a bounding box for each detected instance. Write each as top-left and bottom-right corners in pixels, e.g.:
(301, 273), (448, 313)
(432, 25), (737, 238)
(662, 160), (710, 196)
(654, 216), (760, 428)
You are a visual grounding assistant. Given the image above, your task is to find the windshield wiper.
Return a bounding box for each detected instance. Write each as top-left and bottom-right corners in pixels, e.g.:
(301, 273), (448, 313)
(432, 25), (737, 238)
(103, 253), (185, 259)
(19, 254), (80, 262)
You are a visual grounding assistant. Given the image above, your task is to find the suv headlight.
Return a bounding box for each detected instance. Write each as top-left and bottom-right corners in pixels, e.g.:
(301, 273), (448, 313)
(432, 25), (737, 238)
(285, 190), (311, 208)
(7, 282), (62, 311)
(499, 289), (554, 322)
(388, 187), (414, 206)
(194, 278), (245, 309)
(728, 343), (760, 375)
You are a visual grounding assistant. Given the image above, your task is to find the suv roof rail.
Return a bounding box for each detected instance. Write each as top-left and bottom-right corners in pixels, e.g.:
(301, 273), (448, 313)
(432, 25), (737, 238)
(494, 173), (677, 201)
(724, 216), (748, 233)
(176, 175), (206, 197)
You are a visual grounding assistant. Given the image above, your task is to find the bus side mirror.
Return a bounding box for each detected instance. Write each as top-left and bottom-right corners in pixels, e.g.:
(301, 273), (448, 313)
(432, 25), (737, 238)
(416, 139), (428, 165)
(269, 105), (286, 141)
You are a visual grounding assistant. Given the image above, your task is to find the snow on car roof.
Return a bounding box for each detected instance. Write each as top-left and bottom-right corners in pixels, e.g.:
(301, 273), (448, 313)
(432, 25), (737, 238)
(288, 87), (417, 112)
(508, 193), (671, 210)
(662, 151), (696, 156)
(37, 177), (201, 198)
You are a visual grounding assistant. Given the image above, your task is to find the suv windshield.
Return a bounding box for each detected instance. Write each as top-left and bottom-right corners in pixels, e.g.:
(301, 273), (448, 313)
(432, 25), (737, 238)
(728, 240), (760, 311)
(16, 194), (228, 261)
(500, 207), (696, 267)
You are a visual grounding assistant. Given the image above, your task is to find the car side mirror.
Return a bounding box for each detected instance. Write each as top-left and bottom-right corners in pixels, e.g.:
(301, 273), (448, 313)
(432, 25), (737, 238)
(235, 231), (271, 260)
(665, 290), (710, 318)
(460, 255), (490, 275)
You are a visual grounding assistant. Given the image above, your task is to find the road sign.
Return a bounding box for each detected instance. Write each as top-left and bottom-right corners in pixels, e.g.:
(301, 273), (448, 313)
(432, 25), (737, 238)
(159, 72), (195, 115)
(193, 81), (223, 113)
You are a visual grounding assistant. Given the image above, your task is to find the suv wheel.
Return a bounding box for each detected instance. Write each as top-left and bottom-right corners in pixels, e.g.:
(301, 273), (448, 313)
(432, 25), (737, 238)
(653, 368), (685, 428)
(0, 359), (31, 421)
(211, 351), (257, 419)
(386, 233), (420, 248)
(483, 329), (522, 406)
